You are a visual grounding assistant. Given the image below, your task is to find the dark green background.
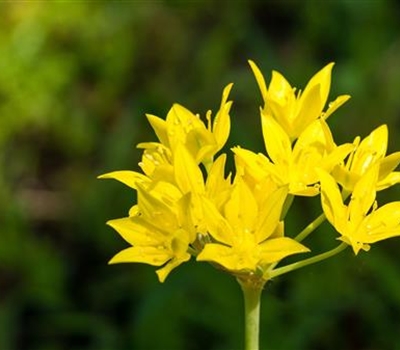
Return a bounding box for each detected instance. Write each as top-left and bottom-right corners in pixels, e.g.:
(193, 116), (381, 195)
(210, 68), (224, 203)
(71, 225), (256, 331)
(1, 1), (400, 349)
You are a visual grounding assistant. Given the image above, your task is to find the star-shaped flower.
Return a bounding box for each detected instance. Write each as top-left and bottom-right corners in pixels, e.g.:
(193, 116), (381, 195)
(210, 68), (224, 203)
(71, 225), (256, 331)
(332, 124), (400, 192)
(234, 117), (353, 196)
(318, 166), (400, 254)
(197, 176), (309, 277)
(249, 60), (350, 140)
(107, 181), (194, 282)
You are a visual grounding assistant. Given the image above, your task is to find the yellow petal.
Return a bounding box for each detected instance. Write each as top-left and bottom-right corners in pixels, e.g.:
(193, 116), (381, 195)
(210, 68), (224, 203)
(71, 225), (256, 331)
(256, 186), (288, 242)
(323, 94), (351, 119)
(233, 146), (272, 182)
(268, 70), (293, 104)
(98, 171), (148, 189)
(225, 178), (258, 233)
(202, 198), (233, 245)
(150, 181), (182, 203)
(302, 62), (334, 111)
(317, 169), (346, 229)
(339, 236), (370, 255)
(295, 84), (322, 136)
(197, 243), (246, 271)
(107, 217), (158, 245)
(248, 60), (268, 100)
(377, 171), (400, 191)
(349, 165), (378, 222)
(213, 83), (233, 149)
(266, 99), (293, 137)
(321, 143), (354, 173)
(261, 112), (292, 165)
(136, 184), (178, 228)
(362, 202), (400, 243)
(379, 151), (400, 181)
(146, 114), (169, 146)
(109, 246), (170, 266)
(156, 253), (191, 283)
(166, 103), (205, 149)
(206, 154), (231, 201)
(259, 237), (310, 264)
(291, 120), (334, 185)
(294, 119), (333, 153)
(174, 145), (205, 194)
(351, 125), (388, 174)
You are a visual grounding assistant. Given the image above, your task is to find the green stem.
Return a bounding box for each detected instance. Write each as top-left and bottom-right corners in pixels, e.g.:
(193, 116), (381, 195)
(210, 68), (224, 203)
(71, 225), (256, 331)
(269, 242), (347, 279)
(238, 278), (264, 350)
(295, 212), (326, 242)
(280, 194), (294, 220)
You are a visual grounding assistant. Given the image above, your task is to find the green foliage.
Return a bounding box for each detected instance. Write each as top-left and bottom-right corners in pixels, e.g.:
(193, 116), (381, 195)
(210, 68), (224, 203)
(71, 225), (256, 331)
(1, 1), (400, 349)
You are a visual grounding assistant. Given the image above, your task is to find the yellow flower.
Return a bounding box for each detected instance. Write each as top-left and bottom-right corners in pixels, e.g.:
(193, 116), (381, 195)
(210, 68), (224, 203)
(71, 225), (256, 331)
(100, 139), (232, 282)
(107, 181), (194, 283)
(145, 83), (233, 164)
(100, 141), (208, 282)
(249, 60), (350, 140)
(234, 117), (353, 196)
(332, 124), (400, 192)
(197, 176), (309, 276)
(100, 83), (232, 193)
(318, 166), (400, 254)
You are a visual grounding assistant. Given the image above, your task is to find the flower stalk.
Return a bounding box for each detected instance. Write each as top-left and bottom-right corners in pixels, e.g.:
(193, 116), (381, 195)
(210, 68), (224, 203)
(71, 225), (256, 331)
(238, 277), (264, 350)
(269, 242), (348, 279)
(295, 213), (326, 242)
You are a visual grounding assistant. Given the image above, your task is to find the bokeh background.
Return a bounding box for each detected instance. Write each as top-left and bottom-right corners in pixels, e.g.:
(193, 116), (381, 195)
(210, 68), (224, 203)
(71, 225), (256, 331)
(1, 1), (400, 349)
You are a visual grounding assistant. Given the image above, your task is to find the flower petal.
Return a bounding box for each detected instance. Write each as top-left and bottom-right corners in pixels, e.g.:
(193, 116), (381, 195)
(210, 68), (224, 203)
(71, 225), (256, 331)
(146, 114), (169, 146)
(377, 171), (400, 191)
(248, 60), (268, 100)
(256, 186), (288, 242)
(362, 202), (400, 243)
(379, 151), (400, 182)
(197, 243), (246, 271)
(174, 145), (205, 195)
(109, 246), (170, 266)
(295, 84), (322, 136)
(261, 112), (292, 165)
(224, 178), (258, 234)
(213, 83), (233, 149)
(351, 125), (388, 175)
(349, 165), (378, 222)
(323, 94), (351, 120)
(259, 237), (310, 264)
(107, 217), (158, 245)
(98, 171), (148, 189)
(317, 169), (346, 230)
(156, 253), (191, 283)
(302, 62), (334, 111)
(202, 197), (234, 245)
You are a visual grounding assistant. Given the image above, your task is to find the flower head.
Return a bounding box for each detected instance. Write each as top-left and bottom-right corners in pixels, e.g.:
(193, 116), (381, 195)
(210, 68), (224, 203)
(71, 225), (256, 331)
(332, 124), (400, 192)
(318, 166), (400, 254)
(107, 181), (193, 282)
(145, 83), (233, 165)
(249, 60), (350, 141)
(100, 60), (400, 286)
(197, 173), (309, 277)
(234, 117), (353, 196)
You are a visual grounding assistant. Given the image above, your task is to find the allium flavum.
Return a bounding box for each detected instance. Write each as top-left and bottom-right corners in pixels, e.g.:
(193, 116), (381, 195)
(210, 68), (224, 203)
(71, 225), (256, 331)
(100, 60), (400, 350)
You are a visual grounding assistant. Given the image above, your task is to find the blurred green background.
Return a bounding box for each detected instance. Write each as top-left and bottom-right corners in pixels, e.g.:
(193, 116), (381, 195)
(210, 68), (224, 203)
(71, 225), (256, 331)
(1, 1), (400, 349)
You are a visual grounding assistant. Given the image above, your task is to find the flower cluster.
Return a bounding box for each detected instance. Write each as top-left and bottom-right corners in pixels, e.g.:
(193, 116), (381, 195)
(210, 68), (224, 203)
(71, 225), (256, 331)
(100, 61), (400, 283)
